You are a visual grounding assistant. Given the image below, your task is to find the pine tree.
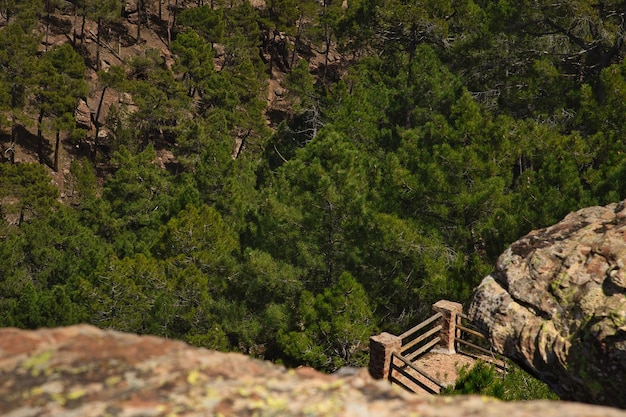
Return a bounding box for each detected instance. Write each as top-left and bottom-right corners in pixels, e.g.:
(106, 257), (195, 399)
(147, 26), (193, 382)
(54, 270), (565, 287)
(33, 44), (88, 170)
(279, 272), (374, 371)
(0, 23), (39, 161)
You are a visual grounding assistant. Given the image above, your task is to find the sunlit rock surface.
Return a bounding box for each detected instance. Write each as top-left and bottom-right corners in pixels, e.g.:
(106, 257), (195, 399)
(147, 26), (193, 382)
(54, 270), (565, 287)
(470, 201), (626, 408)
(2, 325), (626, 416)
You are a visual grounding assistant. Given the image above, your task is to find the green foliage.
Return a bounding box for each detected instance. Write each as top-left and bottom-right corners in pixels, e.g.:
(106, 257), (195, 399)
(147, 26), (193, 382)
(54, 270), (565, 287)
(19, 206), (111, 288)
(254, 129), (375, 291)
(443, 361), (558, 401)
(4, 0), (43, 30)
(0, 23), (39, 128)
(1, 283), (87, 328)
(86, 0), (118, 22)
(88, 253), (164, 332)
(125, 49), (191, 149)
(285, 59), (316, 114)
(177, 5), (225, 44)
(0, 163), (58, 223)
(103, 145), (177, 256)
(279, 272), (374, 371)
(156, 203), (239, 279)
(33, 43), (88, 169)
(4, 0), (626, 377)
(235, 249), (303, 312)
(443, 361), (504, 397)
(171, 30), (215, 97)
(70, 158), (98, 201)
(0, 168), (101, 328)
(263, 0), (299, 35)
(36, 43), (88, 111)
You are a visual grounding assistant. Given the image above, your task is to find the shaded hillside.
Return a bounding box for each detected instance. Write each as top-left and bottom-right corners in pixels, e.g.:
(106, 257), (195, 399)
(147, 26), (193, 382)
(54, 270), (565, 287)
(2, 0), (626, 378)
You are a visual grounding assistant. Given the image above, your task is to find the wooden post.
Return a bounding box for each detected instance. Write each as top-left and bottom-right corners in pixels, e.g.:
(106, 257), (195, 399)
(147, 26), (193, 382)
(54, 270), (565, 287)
(368, 332), (402, 380)
(432, 300), (463, 354)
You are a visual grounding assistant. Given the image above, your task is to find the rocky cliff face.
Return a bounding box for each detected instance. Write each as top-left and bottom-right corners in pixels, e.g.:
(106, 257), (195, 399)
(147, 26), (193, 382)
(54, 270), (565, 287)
(469, 201), (626, 408)
(2, 325), (626, 416)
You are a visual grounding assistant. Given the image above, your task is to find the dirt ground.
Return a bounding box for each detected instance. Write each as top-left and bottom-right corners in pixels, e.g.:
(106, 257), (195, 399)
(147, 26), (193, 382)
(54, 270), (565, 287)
(389, 351), (476, 395)
(391, 349), (507, 395)
(417, 351), (478, 387)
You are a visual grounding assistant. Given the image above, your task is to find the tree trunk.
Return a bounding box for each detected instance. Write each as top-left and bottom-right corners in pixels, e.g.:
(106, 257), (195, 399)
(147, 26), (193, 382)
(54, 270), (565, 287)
(45, 1), (50, 52)
(268, 31), (278, 79)
(166, 0), (172, 45)
(96, 17), (102, 71)
(10, 113), (17, 144)
(37, 110), (45, 165)
(73, 3), (78, 45)
(234, 129), (251, 159)
(144, 0), (150, 30)
(136, 0), (142, 44)
(93, 86), (108, 162)
(53, 129), (60, 172)
(291, 16), (303, 68)
(8, 88), (19, 164)
(173, 0), (179, 30)
(7, 115), (16, 164)
(80, 13), (86, 45)
(323, 31), (331, 83)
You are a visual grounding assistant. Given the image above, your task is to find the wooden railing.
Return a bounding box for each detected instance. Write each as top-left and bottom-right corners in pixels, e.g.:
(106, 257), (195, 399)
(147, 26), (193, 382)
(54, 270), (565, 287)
(399, 312), (442, 360)
(389, 311), (447, 394)
(455, 312), (506, 372)
(390, 352), (444, 394)
(369, 300), (506, 395)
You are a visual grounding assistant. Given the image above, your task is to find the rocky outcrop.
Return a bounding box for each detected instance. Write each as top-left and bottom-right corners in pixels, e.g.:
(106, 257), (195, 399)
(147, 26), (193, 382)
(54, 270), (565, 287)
(469, 201), (626, 408)
(75, 99), (93, 131)
(2, 325), (626, 416)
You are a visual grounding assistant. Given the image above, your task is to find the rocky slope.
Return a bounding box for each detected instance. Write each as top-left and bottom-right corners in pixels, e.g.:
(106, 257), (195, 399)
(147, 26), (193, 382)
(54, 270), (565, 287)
(2, 325), (626, 416)
(469, 200), (626, 408)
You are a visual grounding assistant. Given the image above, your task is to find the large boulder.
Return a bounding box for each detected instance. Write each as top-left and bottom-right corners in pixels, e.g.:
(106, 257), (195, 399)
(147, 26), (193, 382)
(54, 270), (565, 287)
(469, 201), (626, 408)
(2, 325), (626, 416)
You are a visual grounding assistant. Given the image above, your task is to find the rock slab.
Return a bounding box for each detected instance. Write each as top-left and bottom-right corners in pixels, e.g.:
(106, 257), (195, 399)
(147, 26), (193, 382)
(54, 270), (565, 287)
(470, 201), (626, 408)
(2, 325), (626, 416)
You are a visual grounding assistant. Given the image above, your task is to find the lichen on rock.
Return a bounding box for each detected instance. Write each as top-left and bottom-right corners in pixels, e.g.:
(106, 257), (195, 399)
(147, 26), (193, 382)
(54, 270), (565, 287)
(2, 325), (626, 416)
(470, 200), (626, 408)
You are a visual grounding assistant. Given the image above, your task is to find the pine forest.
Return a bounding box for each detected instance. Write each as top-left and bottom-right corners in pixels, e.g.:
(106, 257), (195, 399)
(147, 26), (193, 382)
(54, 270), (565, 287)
(1, 0), (625, 376)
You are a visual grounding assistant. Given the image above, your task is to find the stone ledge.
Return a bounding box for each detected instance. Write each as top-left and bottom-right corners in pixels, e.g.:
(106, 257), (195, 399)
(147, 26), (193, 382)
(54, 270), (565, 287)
(1, 325), (626, 417)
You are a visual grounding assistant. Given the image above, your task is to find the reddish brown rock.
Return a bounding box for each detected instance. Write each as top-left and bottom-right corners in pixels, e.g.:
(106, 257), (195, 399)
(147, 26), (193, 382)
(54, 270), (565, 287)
(470, 201), (626, 408)
(2, 325), (626, 416)
(75, 99), (93, 130)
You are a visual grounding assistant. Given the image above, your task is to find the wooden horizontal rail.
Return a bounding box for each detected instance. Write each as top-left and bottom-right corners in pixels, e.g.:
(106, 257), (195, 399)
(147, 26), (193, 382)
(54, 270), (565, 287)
(398, 312), (442, 340)
(392, 352), (445, 388)
(404, 337), (441, 361)
(457, 312), (470, 320)
(390, 370), (438, 395)
(459, 353), (506, 371)
(456, 324), (485, 339)
(455, 338), (495, 357)
(401, 325), (442, 354)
